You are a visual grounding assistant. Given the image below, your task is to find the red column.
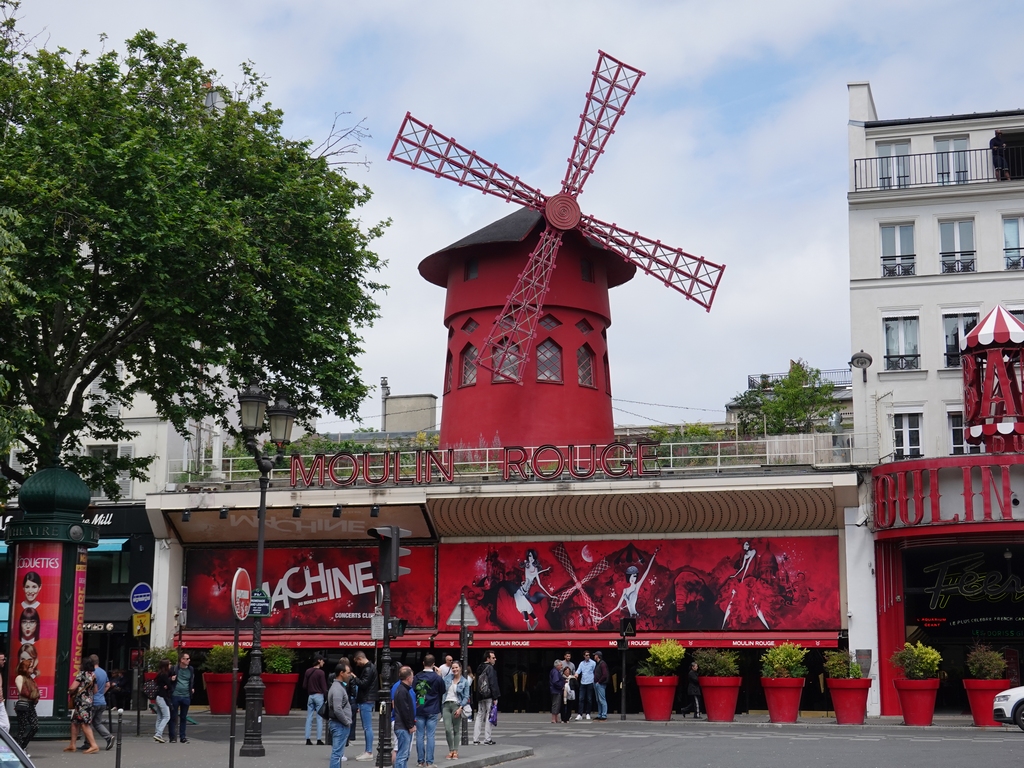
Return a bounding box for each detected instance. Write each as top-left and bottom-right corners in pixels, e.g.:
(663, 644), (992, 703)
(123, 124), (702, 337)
(875, 540), (905, 716)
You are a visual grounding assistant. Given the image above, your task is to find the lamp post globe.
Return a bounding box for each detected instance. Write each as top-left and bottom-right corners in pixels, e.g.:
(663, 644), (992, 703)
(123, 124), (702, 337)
(238, 382), (270, 432)
(266, 395), (297, 446)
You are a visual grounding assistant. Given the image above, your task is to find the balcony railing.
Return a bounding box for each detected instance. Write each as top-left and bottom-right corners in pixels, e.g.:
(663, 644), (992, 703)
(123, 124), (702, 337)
(1006, 248), (1024, 270)
(944, 351), (962, 368)
(746, 368), (852, 390)
(854, 147), (1013, 191)
(164, 433), (879, 489)
(940, 251), (976, 273)
(885, 354), (921, 371)
(881, 255), (916, 277)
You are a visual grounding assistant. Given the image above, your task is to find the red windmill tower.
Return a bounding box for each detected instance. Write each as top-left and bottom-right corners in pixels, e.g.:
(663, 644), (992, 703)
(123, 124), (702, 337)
(389, 51), (725, 449)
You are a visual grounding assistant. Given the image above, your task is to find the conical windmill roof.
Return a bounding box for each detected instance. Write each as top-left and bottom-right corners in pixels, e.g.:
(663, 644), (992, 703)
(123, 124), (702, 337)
(962, 305), (1024, 349)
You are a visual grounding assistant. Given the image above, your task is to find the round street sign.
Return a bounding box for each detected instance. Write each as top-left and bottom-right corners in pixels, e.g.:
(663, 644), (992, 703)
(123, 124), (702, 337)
(130, 582), (153, 614)
(232, 568), (252, 621)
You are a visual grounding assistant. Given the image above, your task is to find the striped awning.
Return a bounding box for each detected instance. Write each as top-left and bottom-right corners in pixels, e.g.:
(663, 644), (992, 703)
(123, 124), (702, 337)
(962, 305), (1024, 349)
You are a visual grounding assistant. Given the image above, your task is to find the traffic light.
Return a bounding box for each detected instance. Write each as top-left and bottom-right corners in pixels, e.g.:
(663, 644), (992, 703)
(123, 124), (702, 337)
(387, 618), (408, 638)
(368, 526), (412, 583)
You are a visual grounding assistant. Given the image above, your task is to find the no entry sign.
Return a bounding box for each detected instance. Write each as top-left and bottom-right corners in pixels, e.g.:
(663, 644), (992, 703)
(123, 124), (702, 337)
(231, 568), (252, 621)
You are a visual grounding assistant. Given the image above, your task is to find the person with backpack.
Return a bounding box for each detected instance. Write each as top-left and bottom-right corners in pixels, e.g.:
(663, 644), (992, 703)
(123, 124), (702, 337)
(326, 660), (354, 768)
(593, 651), (610, 721)
(412, 655), (445, 767)
(472, 652), (500, 745)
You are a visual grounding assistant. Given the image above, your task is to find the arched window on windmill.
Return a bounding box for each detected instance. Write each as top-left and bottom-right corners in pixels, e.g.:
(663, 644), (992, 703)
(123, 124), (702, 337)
(444, 350), (453, 394)
(492, 338), (521, 383)
(536, 339), (563, 383)
(603, 352), (611, 395)
(460, 344), (477, 387)
(577, 344), (596, 388)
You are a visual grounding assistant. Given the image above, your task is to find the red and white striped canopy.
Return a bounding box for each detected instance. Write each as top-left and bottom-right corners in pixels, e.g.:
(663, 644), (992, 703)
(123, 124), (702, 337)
(962, 305), (1024, 349)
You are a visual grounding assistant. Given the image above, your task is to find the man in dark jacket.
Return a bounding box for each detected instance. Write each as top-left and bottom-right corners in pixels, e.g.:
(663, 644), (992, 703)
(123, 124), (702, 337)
(472, 652), (500, 745)
(593, 651), (610, 720)
(327, 660), (354, 768)
(413, 655), (446, 767)
(548, 660), (564, 723)
(392, 667), (416, 768)
(351, 651), (377, 761)
(681, 661), (702, 718)
(303, 654), (328, 745)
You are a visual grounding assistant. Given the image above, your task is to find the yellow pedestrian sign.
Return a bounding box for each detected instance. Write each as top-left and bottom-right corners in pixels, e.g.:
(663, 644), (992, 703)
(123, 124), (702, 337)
(133, 612), (151, 637)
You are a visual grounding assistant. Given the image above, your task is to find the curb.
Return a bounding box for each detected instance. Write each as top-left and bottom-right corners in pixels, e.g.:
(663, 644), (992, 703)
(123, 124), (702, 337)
(452, 747), (534, 768)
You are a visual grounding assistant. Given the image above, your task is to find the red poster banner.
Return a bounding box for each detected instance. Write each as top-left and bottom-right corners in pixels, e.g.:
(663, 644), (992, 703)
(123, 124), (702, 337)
(185, 547), (436, 629)
(68, 547), (88, 688)
(10, 542), (63, 717)
(438, 537), (840, 633)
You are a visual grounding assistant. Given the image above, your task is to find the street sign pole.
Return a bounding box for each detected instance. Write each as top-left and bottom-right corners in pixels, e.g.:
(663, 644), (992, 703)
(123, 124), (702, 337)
(375, 580), (393, 768)
(460, 593), (469, 747)
(620, 644), (627, 721)
(229, 618), (239, 768)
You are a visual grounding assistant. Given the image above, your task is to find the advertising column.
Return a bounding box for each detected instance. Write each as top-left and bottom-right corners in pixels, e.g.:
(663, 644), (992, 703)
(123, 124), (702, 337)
(9, 543), (63, 717)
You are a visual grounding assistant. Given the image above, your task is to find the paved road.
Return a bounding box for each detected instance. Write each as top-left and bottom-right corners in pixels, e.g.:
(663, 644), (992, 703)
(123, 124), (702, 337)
(20, 711), (1024, 768)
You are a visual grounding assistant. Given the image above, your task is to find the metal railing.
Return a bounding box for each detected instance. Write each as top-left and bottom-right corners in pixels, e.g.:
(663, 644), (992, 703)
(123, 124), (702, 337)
(940, 251), (976, 273)
(1006, 249), (1023, 270)
(885, 354), (920, 371)
(746, 368), (852, 390)
(944, 351), (963, 368)
(164, 433), (878, 488)
(853, 147), (1018, 191)
(881, 255), (916, 277)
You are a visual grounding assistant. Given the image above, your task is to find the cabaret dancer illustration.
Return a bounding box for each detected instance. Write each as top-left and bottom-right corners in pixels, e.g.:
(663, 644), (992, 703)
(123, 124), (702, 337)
(719, 541), (772, 630)
(513, 549), (554, 630)
(599, 547), (660, 621)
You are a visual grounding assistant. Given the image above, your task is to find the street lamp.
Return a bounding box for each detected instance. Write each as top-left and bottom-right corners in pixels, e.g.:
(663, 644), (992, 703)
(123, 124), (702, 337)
(237, 382), (296, 757)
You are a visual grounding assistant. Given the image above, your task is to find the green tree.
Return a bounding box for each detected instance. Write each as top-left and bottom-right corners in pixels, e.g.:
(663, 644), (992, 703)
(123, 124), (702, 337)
(0, 5), (386, 498)
(732, 360), (837, 436)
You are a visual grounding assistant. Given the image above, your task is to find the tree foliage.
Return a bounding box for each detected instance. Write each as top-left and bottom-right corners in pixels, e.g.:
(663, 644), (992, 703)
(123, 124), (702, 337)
(732, 360), (838, 436)
(0, 4), (386, 498)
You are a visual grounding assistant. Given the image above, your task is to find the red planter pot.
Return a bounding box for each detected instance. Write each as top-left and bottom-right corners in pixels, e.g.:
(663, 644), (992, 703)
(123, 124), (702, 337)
(826, 678), (872, 725)
(636, 676), (679, 721)
(263, 673), (299, 715)
(963, 679), (1009, 727)
(761, 678), (805, 723)
(892, 678), (939, 726)
(698, 677), (742, 722)
(204, 672), (243, 715)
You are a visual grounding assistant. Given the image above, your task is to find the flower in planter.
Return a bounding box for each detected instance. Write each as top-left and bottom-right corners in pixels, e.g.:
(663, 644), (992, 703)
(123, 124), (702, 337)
(822, 650), (862, 679)
(889, 642), (941, 680)
(760, 643), (808, 678)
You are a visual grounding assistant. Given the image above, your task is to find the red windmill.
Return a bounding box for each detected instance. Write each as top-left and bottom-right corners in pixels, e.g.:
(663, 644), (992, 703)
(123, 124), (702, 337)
(389, 51), (725, 449)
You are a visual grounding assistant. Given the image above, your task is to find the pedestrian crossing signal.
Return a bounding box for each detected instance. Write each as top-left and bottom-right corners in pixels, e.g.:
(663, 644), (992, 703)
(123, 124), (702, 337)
(620, 618), (636, 637)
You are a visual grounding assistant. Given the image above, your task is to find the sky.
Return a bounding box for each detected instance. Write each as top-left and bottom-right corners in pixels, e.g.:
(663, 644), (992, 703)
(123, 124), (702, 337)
(18, 0), (1024, 433)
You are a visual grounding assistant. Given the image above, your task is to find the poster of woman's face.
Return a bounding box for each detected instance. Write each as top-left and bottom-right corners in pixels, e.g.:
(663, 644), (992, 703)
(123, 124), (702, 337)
(19, 607), (39, 643)
(22, 572), (42, 605)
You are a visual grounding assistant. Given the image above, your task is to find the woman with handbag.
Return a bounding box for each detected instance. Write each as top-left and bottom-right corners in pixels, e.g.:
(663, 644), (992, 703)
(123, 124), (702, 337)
(152, 659), (173, 743)
(441, 660), (470, 760)
(13, 658), (39, 752)
(65, 658), (100, 754)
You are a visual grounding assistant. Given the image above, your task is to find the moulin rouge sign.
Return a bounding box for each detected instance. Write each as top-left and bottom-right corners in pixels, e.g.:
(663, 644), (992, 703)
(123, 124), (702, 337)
(291, 440), (661, 488)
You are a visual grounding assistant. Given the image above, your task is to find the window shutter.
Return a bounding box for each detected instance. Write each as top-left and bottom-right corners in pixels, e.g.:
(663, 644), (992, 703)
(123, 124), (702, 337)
(117, 444), (134, 499)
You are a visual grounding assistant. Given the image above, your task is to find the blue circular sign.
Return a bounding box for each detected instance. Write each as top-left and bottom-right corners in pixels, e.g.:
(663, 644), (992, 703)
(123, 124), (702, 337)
(130, 582), (153, 613)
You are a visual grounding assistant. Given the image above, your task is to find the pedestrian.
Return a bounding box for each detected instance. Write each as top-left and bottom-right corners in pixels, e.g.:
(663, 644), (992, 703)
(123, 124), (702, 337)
(327, 660), (354, 768)
(351, 650), (377, 761)
(472, 651), (500, 745)
(108, 669), (128, 710)
(437, 655), (454, 679)
(575, 651), (596, 720)
(65, 658), (99, 754)
(0, 653), (9, 734)
(992, 130), (1011, 181)
(304, 654), (328, 746)
(153, 658), (173, 743)
(441, 660), (470, 760)
(548, 660), (564, 724)
(13, 658), (38, 753)
(561, 652), (575, 718)
(392, 667), (416, 768)
(89, 655), (113, 750)
(592, 651), (609, 720)
(168, 652), (196, 743)
(560, 666), (575, 723)
(681, 662), (702, 718)
(413, 654), (446, 767)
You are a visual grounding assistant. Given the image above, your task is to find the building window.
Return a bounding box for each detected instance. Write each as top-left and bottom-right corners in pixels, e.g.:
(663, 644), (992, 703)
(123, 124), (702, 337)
(1012, 309), (1024, 324)
(877, 141), (910, 188)
(460, 345), (477, 387)
(581, 258), (594, 283)
(881, 224), (915, 277)
(492, 341), (521, 383)
(949, 413), (982, 455)
(464, 259), (478, 281)
(1004, 218), (1024, 270)
(444, 352), (453, 394)
(575, 319), (593, 335)
(893, 413), (922, 459)
(577, 345), (595, 388)
(87, 444), (133, 500)
(884, 316), (920, 370)
(462, 318), (479, 334)
(939, 220), (975, 273)
(539, 314), (561, 330)
(935, 137), (969, 185)
(535, 339), (562, 383)
(942, 312), (979, 367)
(603, 353), (611, 395)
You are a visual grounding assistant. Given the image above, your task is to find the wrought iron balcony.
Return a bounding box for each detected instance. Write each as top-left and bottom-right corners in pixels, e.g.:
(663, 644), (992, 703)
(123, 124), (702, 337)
(944, 351), (962, 368)
(881, 255), (916, 277)
(885, 354), (921, 371)
(746, 368), (852, 390)
(940, 251), (976, 273)
(854, 147), (1015, 191)
(1006, 249), (1024, 270)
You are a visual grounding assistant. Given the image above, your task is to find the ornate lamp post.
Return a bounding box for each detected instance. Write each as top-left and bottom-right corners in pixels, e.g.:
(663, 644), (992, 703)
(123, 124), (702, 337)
(237, 382), (296, 757)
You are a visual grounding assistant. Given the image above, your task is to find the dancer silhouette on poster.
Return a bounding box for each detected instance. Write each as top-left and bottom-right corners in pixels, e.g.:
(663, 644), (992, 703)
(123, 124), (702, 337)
(599, 548), (660, 621)
(513, 549), (553, 631)
(720, 541), (773, 630)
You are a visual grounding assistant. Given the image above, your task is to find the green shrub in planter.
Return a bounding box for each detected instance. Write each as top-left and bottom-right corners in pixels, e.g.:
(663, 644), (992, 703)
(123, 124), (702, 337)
(760, 643), (808, 678)
(889, 642), (941, 680)
(201, 645), (237, 673)
(965, 643), (1007, 680)
(143, 646), (178, 672)
(262, 645), (296, 674)
(692, 648), (740, 677)
(823, 650), (862, 679)
(636, 639), (686, 676)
